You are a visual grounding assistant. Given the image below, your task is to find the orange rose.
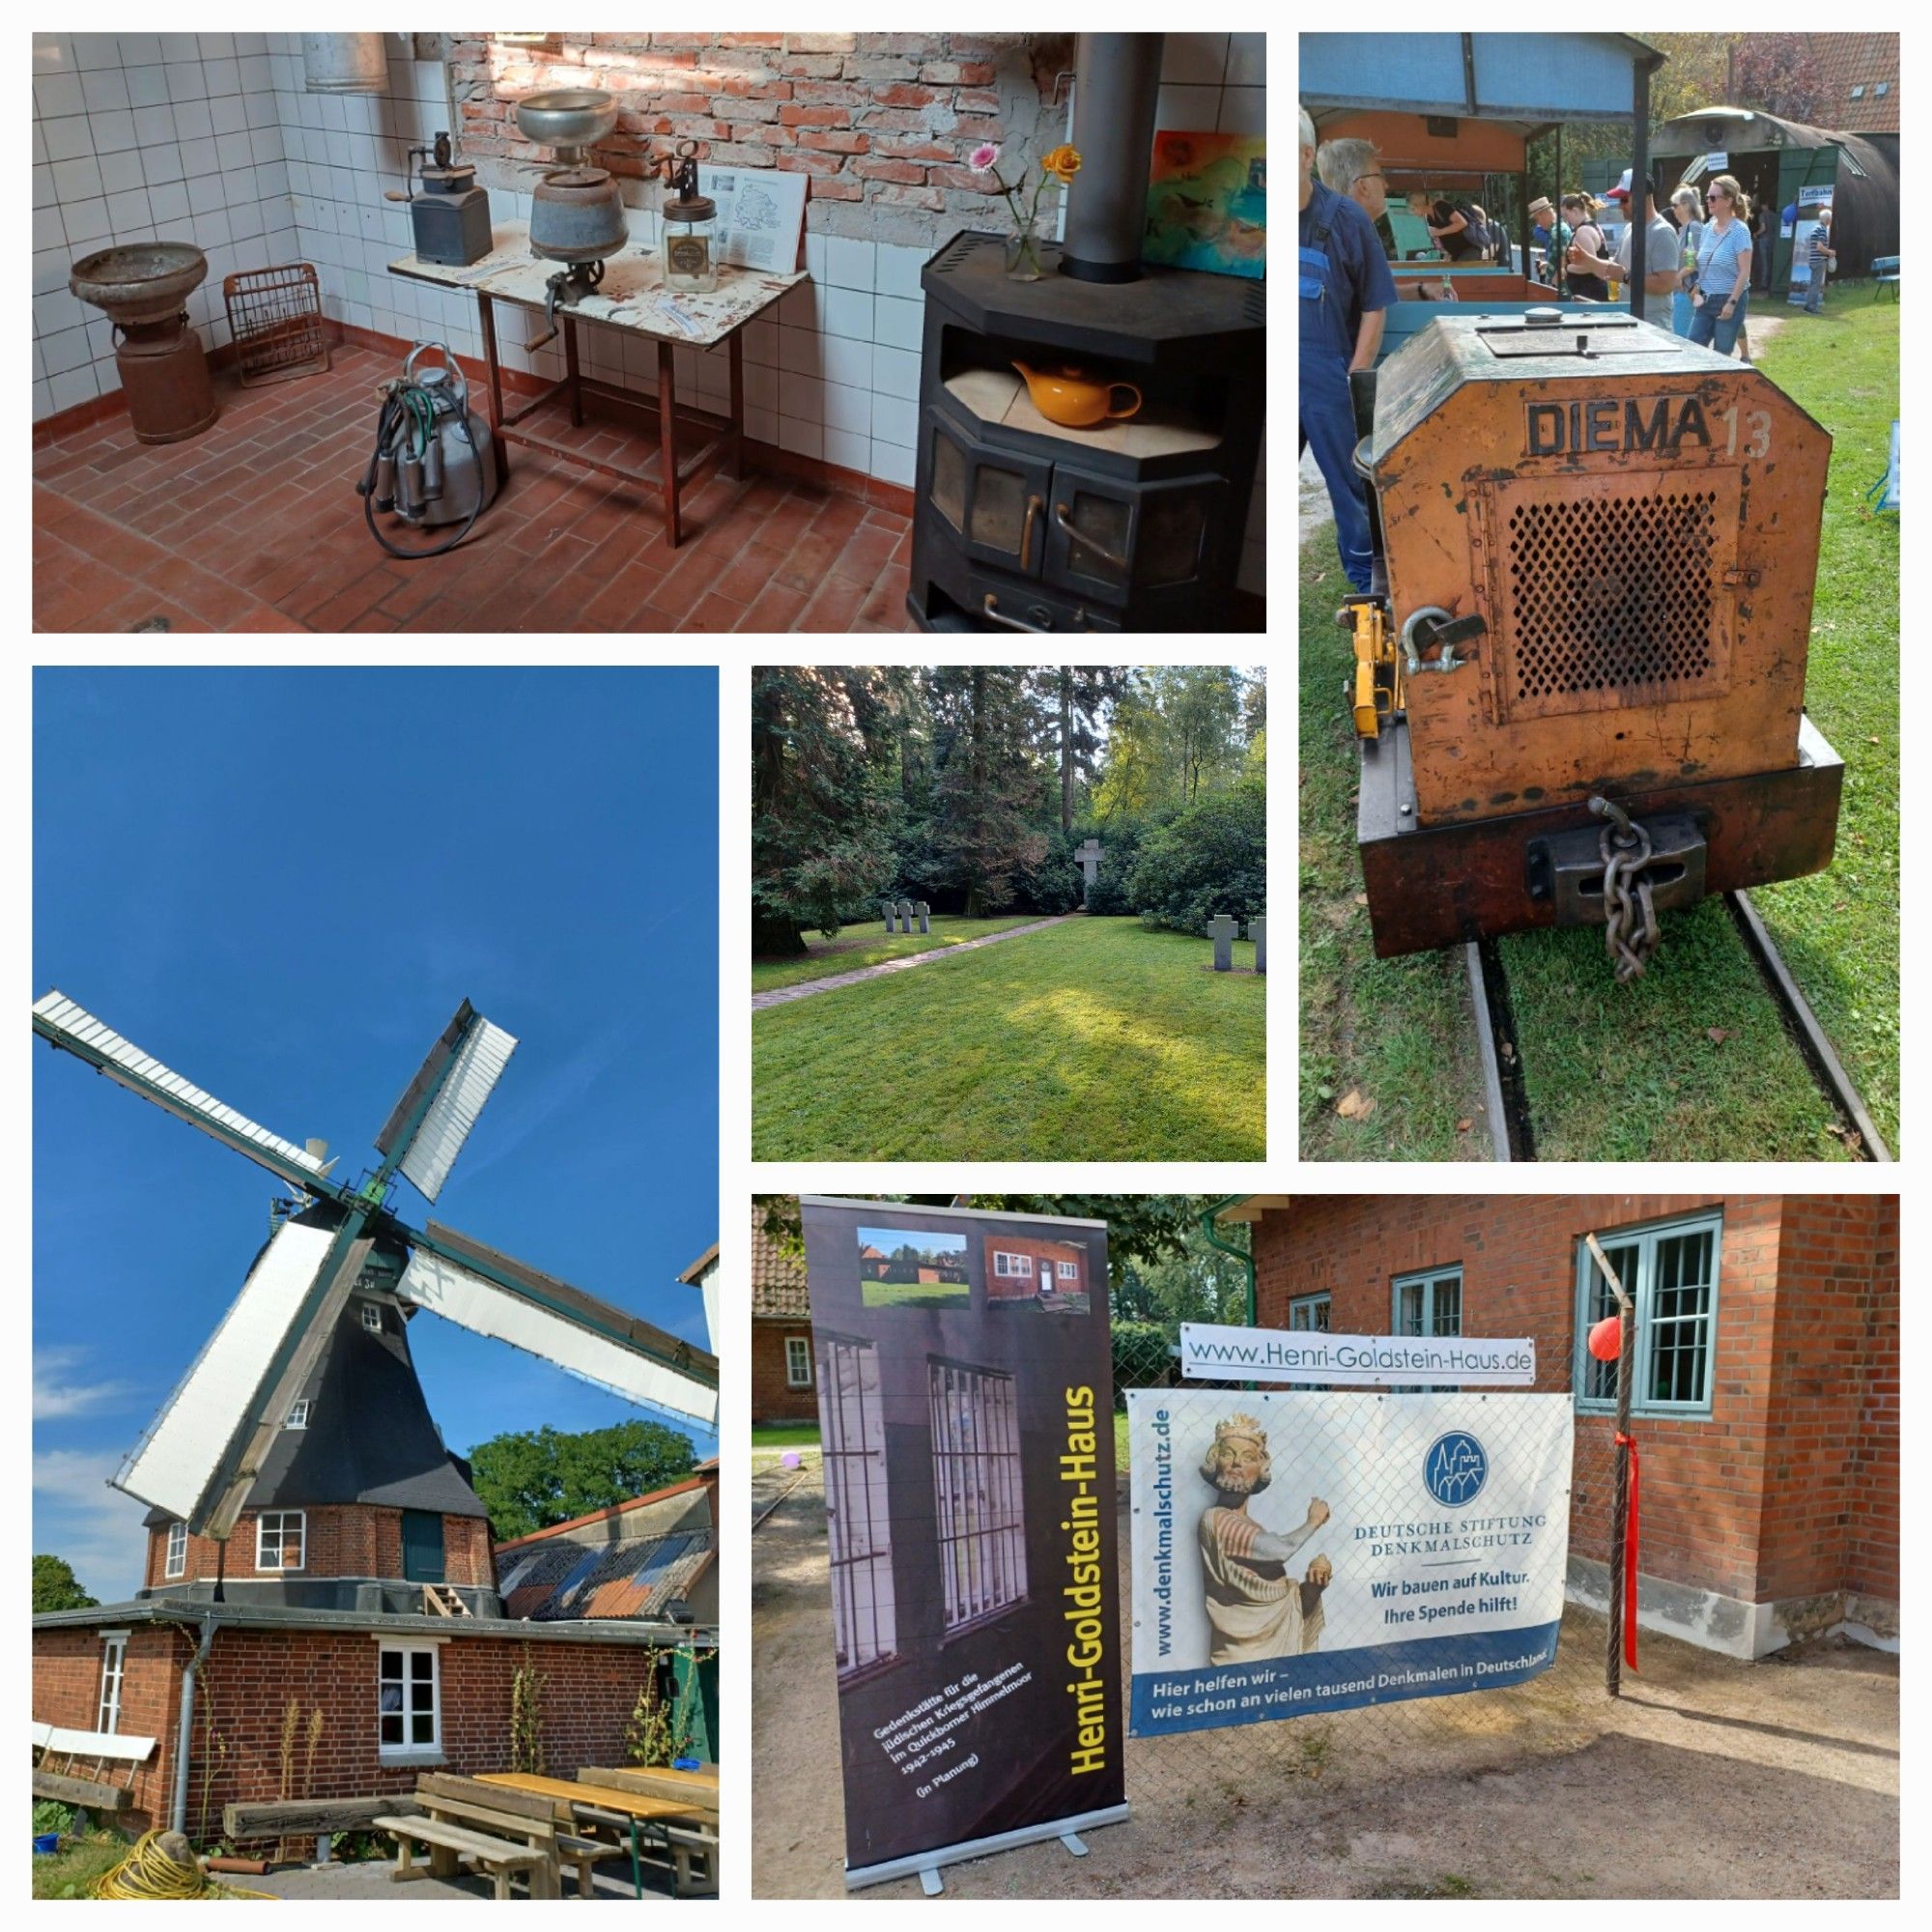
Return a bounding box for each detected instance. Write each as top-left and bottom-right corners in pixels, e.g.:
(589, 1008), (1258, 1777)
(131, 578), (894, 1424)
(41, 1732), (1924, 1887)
(1041, 143), (1082, 185)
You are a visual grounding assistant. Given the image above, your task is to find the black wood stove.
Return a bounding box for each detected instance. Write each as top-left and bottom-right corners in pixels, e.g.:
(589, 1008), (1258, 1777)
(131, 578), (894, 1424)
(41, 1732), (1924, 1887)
(908, 230), (1265, 632)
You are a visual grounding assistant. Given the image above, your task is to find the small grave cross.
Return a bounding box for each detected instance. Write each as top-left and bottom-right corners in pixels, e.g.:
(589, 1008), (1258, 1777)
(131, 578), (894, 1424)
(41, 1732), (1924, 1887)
(1247, 916), (1266, 976)
(1206, 912), (1239, 972)
(1074, 838), (1102, 903)
(895, 900), (916, 933)
(915, 902), (931, 933)
(883, 900), (900, 933)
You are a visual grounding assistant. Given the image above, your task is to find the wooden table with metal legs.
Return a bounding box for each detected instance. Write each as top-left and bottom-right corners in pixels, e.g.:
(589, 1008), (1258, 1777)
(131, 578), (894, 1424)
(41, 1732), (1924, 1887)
(390, 221), (801, 548)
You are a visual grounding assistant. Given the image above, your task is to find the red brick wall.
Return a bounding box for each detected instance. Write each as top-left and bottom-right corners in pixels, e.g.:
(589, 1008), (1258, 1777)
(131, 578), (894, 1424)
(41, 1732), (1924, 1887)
(147, 1508), (495, 1592)
(983, 1233), (1087, 1299)
(35, 1624), (670, 1837)
(448, 32), (1066, 231)
(753, 1319), (817, 1423)
(1252, 1195), (1808, 1604)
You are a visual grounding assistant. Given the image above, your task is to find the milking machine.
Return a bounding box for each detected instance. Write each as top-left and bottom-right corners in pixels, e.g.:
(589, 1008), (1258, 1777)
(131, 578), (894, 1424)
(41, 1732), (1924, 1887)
(356, 340), (499, 558)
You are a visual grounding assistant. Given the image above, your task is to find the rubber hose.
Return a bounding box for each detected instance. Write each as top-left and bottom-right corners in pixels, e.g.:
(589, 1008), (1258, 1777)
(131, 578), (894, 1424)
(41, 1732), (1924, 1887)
(361, 384), (487, 560)
(91, 1829), (278, 1900)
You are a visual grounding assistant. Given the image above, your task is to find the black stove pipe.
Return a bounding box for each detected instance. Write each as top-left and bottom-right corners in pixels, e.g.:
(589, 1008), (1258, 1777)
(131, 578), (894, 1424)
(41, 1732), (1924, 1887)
(1060, 33), (1166, 283)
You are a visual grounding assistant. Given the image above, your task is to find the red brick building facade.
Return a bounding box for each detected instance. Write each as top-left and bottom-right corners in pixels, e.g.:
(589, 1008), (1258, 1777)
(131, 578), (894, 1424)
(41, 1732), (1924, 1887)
(753, 1214), (816, 1423)
(982, 1232), (1090, 1303)
(1231, 1194), (1897, 1657)
(143, 1506), (495, 1594)
(33, 1612), (675, 1836)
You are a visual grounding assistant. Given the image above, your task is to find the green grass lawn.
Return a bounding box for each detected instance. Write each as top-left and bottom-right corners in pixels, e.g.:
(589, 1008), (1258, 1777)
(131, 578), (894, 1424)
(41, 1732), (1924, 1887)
(1300, 298), (1897, 1159)
(752, 1424), (820, 1449)
(861, 1278), (971, 1309)
(754, 915), (1264, 1159)
(752, 915), (1036, 993)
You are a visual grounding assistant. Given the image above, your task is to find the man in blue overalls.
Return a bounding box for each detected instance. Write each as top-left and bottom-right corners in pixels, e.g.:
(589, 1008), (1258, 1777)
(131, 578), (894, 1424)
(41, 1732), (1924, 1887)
(1299, 105), (1398, 592)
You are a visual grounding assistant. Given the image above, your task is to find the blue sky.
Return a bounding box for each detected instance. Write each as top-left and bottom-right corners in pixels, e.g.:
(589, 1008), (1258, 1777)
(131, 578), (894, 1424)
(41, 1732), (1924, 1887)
(33, 668), (718, 1602)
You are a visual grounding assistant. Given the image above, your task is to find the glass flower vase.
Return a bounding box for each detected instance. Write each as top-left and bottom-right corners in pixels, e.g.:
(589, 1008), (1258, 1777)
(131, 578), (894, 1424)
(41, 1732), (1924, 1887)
(1005, 219), (1046, 282)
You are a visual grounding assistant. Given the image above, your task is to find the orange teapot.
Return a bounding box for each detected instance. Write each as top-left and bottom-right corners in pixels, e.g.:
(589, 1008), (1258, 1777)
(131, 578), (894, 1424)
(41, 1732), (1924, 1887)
(1011, 359), (1143, 428)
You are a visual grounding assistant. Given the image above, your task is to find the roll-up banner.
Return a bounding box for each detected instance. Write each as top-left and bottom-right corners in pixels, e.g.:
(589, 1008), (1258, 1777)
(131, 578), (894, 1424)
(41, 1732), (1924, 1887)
(800, 1197), (1128, 1889)
(1126, 1390), (1574, 1738)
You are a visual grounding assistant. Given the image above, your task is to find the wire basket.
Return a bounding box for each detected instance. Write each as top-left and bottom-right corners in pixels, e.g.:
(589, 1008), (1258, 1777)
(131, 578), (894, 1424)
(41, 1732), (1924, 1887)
(222, 263), (330, 386)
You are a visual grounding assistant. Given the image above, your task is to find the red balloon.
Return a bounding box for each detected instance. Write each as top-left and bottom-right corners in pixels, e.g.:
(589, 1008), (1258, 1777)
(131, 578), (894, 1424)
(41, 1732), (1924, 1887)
(1587, 1314), (1624, 1362)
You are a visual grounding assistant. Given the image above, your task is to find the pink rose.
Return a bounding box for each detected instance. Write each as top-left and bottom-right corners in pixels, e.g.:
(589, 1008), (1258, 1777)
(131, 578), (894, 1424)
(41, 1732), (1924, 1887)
(969, 143), (1001, 172)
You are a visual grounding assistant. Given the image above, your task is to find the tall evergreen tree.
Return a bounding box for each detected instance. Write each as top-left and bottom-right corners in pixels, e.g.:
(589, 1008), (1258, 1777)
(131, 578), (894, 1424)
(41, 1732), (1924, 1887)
(926, 667), (1049, 916)
(1030, 666), (1126, 831)
(751, 667), (896, 954)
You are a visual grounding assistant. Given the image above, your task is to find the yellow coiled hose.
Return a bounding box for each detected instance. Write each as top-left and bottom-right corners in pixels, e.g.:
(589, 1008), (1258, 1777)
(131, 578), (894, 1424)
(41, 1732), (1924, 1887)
(91, 1831), (277, 1900)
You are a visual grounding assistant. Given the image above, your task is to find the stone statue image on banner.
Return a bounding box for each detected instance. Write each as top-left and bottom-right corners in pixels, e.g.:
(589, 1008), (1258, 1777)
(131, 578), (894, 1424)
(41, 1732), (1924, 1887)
(1197, 1411), (1333, 1666)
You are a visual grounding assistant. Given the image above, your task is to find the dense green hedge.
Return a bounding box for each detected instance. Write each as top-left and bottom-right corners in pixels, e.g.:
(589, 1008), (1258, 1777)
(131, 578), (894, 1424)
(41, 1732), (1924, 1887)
(1124, 777), (1266, 935)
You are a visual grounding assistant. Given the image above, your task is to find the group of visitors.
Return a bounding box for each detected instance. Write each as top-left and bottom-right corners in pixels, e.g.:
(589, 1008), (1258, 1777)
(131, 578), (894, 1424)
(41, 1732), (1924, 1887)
(1300, 101), (1840, 588)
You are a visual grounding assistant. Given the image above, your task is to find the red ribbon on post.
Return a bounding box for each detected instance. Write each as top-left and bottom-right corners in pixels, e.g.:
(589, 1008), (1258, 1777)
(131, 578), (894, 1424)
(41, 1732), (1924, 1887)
(1614, 1430), (1640, 1670)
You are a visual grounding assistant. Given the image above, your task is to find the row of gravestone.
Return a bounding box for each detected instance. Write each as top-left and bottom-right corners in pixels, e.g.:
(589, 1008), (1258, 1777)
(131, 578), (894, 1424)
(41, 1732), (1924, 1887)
(1206, 913), (1265, 975)
(883, 900), (931, 933)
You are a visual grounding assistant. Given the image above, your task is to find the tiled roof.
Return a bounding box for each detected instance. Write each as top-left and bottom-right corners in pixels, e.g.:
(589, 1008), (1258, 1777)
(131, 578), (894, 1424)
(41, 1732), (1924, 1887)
(1808, 33), (1898, 134)
(752, 1212), (810, 1319)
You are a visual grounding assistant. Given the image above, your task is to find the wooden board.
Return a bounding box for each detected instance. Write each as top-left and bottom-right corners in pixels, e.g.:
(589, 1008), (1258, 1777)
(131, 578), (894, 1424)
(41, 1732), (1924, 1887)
(224, 1796), (419, 1839)
(387, 220), (803, 350)
(34, 1769), (129, 1809)
(476, 1770), (702, 1821)
(576, 1765), (720, 1814)
(943, 368), (1219, 458)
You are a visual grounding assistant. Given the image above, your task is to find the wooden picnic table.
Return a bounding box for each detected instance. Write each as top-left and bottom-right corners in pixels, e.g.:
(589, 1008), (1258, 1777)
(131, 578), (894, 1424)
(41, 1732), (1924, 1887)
(387, 220), (804, 547)
(474, 1771), (705, 1899)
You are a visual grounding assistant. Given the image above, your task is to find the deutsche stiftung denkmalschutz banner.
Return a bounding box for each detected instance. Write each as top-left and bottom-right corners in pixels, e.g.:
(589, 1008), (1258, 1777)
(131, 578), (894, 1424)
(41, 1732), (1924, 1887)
(1127, 1391), (1574, 1737)
(801, 1197), (1127, 1887)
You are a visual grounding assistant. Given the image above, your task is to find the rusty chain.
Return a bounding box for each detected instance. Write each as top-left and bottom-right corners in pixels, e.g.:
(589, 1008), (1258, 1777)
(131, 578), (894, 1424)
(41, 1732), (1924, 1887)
(1590, 796), (1661, 982)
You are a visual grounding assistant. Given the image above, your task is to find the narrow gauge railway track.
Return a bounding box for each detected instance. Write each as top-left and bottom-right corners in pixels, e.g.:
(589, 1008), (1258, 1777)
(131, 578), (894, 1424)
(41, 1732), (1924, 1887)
(1466, 895), (1892, 1163)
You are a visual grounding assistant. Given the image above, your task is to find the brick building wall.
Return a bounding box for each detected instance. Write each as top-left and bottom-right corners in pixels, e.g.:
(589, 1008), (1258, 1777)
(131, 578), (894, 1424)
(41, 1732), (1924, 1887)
(1249, 1195), (1898, 1614)
(34, 1622), (674, 1836)
(144, 1507), (495, 1591)
(753, 1318), (817, 1423)
(982, 1233), (1088, 1299)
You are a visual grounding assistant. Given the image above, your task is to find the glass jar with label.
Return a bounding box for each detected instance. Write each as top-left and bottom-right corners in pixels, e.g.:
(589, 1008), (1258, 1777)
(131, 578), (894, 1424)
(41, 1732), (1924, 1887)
(661, 162), (718, 295)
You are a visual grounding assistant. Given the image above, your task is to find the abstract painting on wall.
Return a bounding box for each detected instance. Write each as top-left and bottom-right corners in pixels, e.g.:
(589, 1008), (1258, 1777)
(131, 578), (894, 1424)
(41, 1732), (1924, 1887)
(1143, 131), (1266, 279)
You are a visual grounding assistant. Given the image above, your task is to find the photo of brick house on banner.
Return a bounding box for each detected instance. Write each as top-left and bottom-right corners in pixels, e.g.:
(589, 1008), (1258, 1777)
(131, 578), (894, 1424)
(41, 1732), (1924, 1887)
(753, 1215), (817, 1426)
(1212, 1195), (1898, 1658)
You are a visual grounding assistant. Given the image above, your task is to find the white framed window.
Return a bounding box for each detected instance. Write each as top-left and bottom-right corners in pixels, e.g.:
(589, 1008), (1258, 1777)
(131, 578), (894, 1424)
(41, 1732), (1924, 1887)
(784, 1335), (812, 1388)
(1289, 1292), (1332, 1332)
(992, 1250), (1033, 1278)
(928, 1358), (1027, 1634)
(164, 1521), (187, 1579)
(98, 1633), (128, 1734)
(1576, 1212), (1721, 1416)
(1057, 1260), (1080, 1282)
(255, 1511), (306, 1571)
(377, 1641), (441, 1756)
(360, 1303), (384, 1333)
(285, 1400), (310, 1430)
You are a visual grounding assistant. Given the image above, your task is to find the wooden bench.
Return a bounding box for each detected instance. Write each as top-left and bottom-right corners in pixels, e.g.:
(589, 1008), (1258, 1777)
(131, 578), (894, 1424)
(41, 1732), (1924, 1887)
(576, 1767), (719, 1896)
(32, 1723), (156, 1824)
(374, 1774), (563, 1900)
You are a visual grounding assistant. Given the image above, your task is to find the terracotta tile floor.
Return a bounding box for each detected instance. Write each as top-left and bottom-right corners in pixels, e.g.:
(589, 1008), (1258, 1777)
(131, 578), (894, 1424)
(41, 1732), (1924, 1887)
(33, 344), (918, 634)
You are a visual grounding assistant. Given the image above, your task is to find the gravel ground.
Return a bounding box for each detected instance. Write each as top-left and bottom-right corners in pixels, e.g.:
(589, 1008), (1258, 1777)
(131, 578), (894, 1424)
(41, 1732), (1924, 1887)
(753, 1458), (1897, 1900)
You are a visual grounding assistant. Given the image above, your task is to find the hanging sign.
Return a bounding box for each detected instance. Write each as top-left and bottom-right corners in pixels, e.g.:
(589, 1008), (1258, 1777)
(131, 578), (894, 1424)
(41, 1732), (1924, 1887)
(1180, 1322), (1536, 1385)
(801, 1197), (1127, 1889)
(1126, 1390), (1573, 1737)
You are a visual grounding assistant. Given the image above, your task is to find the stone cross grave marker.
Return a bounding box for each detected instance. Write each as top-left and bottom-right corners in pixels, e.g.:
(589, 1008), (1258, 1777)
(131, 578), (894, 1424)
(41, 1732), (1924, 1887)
(895, 900), (915, 933)
(883, 900), (900, 933)
(1248, 916), (1266, 975)
(916, 902), (930, 933)
(1074, 838), (1102, 902)
(1206, 912), (1239, 972)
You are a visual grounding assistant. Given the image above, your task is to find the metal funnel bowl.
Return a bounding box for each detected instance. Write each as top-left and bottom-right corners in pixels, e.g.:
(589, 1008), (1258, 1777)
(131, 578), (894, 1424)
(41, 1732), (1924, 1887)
(70, 242), (210, 327)
(516, 88), (618, 162)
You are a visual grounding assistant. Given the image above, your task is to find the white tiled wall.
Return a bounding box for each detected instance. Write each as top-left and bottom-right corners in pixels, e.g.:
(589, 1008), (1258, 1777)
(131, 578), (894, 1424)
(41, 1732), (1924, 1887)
(32, 31), (297, 419)
(34, 29), (1264, 603)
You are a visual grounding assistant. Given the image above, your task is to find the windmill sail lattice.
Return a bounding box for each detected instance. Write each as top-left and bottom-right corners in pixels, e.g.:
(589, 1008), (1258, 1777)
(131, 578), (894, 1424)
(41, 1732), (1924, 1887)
(37, 988), (719, 1539)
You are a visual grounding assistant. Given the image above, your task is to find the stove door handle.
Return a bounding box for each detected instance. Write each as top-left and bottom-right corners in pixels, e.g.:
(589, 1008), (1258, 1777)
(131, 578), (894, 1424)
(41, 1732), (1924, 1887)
(983, 593), (1085, 634)
(1054, 499), (1130, 574)
(1020, 493), (1043, 573)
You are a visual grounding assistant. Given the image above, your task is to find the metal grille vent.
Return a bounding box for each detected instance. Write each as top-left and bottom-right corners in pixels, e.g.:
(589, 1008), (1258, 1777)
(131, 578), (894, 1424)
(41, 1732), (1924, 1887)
(1506, 491), (1719, 704)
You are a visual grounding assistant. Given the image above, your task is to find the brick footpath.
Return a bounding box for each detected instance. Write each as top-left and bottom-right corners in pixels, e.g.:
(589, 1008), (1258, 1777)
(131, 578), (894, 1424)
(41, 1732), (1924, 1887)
(447, 32), (1069, 240)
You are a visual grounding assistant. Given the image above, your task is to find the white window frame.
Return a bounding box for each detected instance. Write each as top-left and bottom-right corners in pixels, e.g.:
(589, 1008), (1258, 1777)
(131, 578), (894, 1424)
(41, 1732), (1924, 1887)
(360, 1303), (385, 1333)
(784, 1335), (812, 1388)
(284, 1399), (310, 1430)
(164, 1521), (187, 1579)
(1575, 1211), (1722, 1418)
(992, 1250), (1033, 1279)
(928, 1357), (1028, 1634)
(819, 1333), (895, 1679)
(376, 1639), (442, 1758)
(98, 1632), (128, 1734)
(255, 1510), (306, 1572)
(1057, 1260), (1080, 1282)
